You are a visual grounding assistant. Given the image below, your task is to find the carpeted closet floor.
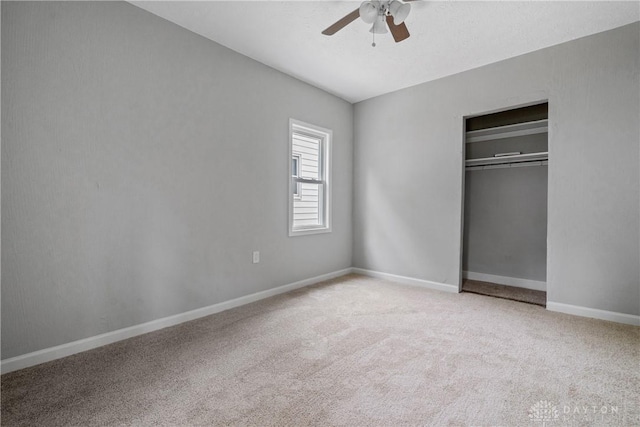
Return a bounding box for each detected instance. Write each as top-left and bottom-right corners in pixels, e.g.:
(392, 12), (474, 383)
(2, 274), (638, 426)
(462, 279), (547, 306)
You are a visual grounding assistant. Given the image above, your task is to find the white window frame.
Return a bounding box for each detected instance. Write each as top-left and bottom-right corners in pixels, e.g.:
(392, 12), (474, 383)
(288, 118), (332, 236)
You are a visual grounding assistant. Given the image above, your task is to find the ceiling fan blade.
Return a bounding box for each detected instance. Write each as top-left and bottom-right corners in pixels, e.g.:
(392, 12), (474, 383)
(386, 15), (410, 42)
(322, 8), (361, 36)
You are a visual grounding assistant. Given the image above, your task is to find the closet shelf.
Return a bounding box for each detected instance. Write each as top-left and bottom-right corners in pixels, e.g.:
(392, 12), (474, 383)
(466, 119), (548, 143)
(465, 151), (548, 168)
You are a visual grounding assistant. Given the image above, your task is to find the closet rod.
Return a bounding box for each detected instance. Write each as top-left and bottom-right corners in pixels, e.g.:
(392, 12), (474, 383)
(465, 151), (548, 168)
(466, 160), (548, 171)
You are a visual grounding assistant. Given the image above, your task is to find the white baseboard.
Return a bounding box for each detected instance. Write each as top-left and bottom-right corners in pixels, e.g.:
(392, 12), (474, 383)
(1, 268), (352, 374)
(546, 302), (640, 326)
(463, 271), (546, 292)
(352, 268), (459, 293)
(5, 268), (635, 374)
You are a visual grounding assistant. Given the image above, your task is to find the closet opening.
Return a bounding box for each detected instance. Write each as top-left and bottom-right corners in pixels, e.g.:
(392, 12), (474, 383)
(461, 102), (548, 306)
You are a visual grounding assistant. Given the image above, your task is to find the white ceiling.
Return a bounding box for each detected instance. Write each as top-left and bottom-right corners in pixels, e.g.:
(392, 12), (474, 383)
(131, 1), (640, 103)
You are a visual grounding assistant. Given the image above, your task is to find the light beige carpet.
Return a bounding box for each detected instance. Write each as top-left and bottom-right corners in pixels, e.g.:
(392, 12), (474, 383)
(2, 274), (638, 426)
(462, 279), (547, 307)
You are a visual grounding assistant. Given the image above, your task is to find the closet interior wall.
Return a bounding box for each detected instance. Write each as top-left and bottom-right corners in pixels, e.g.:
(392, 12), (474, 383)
(462, 103), (549, 291)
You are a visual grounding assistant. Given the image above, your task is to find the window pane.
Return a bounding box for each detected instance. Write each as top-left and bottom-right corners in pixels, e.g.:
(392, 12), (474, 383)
(292, 157), (298, 176)
(292, 135), (320, 180)
(293, 182), (323, 228)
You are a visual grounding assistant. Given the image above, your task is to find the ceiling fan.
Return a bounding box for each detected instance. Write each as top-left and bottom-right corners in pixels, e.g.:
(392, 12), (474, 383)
(322, 0), (415, 46)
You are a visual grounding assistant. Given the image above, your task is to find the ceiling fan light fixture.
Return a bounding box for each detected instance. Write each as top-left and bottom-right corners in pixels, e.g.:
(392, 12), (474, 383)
(321, 1), (411, 44)
(359, 1), (379, 24)
(388, 0), (411, 25)
(369, 15), (388, 34)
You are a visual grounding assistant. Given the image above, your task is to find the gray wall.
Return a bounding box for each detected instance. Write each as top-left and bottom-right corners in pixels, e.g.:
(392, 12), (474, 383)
(1, 2), (353, 359)
(354, 22), (639, 316)
(463, 165), (548, 282)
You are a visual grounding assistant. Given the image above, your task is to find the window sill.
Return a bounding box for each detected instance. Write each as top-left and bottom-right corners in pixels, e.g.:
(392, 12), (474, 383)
(289, 226), (332, 237)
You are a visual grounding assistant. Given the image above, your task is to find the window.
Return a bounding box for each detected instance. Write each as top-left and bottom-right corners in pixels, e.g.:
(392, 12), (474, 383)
(289, 119), (331, 236)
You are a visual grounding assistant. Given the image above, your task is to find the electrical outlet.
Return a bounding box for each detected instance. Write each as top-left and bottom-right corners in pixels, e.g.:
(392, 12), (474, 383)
(252, 251), (260, 264)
